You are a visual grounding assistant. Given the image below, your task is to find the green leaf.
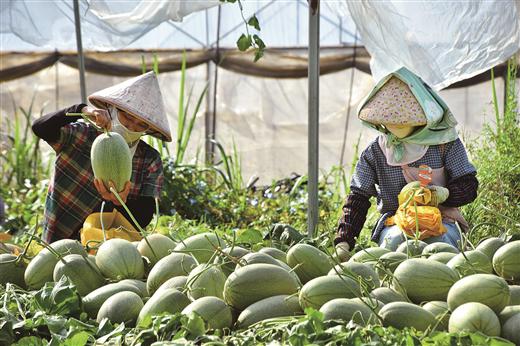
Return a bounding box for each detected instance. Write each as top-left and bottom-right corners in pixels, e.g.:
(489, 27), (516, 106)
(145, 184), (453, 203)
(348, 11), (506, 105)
(235, 228), (263, 245)
(247, 15), (260, 31)
(253, 35), (265, 49)
(63, 331), (90, 346)
(237, 34), (252, 51)
(14, 336), (46, 346)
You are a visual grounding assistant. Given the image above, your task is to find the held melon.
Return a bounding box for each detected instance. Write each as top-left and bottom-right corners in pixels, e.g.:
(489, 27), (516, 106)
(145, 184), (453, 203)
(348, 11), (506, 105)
(379, 302), (436, 331)
(447, 273), (510, 313)
(286, 244), (332, 284)
(137, 234), (176, 266)
(223, 264), (300, 311)
(96, 291), (143, 326)
(236, 295), (302, 329)
(328, 261), (380, 291)
(319, 298), (377, 325)
(447, 250), (493, 277)
(392, 258), (459, 303)
(25, 239), (86, 289)
(299, 275), (361, 310)
(369, 287), (407, 304)
(53, 254), (105, 296)
(182, 296), (233, 330)
(186, 264), (226, 300)
(492, 241), (520, 283)
(95, 239), (144, 280)
(146, 253), (197, 294)
(174, 232), (223, 263)
(82, 282), (143, 318)
(137, 288), (191, 327)
(91, 131), (132, 192)
(448, 302), (501, 336)
(0, 254), (26, 288)
(476, 237), (506, 260)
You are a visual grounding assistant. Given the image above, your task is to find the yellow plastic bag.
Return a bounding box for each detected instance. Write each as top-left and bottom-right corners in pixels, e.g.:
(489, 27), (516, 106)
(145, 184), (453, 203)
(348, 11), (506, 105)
(386, 205), (446, 240)
(80, 210), (142, 253)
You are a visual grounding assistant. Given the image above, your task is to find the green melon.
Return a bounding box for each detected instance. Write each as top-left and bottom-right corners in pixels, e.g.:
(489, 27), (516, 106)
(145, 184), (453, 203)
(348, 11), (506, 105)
(214, 246), (249, 276)
(376, 252), (407, 278)
(299, 275), (361, 310)
(328, 261), (380, 291)
(146, 253), (197, 294)
(182, 296), (233, 330)
(447, 250), (493, 277)
(423, 301), (450, 331)
(95, 239), (144, 280)
(350, 297), (385, 313)
(25, 239), (86, 289)
(83, 282), (143, 318)
(447, 273), (510, 313)
(223, 263), (300, 311)
(428, 252), (457, 264)
(333, 243), (352, 262)
(350, 247), (390, 263)
(392, 258), (459, 303)
(396, 240), (428, 257)
(509, 285), (520, 305)
(501, 313), (520, 345)
(498, 305), (520, 325)
(53, 254), (105, 296)
(97, 291), (143, 326)
(370, 287), (407, 304)
(379, 302), (436, 331)
(319, 298), (377, 325)
(91, 132), (132, 192)
(137, 288), (191, 327)
(187, 264), (226, 300)
(156, 276), (188, 294)
(174, 232), (223, 263)
(476, 237), (506, 260)
(0, 254), (26, 288)
(137, 234), (176, 266)
(286, 244), (332, 284)
(448, 302), (501, 336)
(236, 295), (302, 329)
(258, 247), (287, 263)
(493, 241), (520, 282)
(422, 242), (459, 256)
(237, 252), (280, 268)
(119, 279), (148, 297)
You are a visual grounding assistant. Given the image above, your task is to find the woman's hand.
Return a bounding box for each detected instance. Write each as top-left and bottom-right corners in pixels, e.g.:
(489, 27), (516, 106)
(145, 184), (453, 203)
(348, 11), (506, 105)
(94, 179), (131, 206)
(81, 106), (112, 130)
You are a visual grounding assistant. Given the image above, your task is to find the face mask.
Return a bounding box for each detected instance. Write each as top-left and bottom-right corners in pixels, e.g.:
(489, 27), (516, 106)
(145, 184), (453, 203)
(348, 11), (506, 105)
(109, 106), (145, 146)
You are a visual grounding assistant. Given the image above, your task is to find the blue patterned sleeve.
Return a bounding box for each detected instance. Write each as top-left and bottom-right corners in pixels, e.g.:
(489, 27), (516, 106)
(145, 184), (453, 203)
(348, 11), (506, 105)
(350, 143), (378, 198)
(443, 138), (476, 182)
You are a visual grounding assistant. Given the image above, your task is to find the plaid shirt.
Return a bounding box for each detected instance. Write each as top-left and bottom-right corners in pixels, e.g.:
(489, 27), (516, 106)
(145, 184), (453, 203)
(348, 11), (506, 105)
(42, 121), (163, 242)
(351, 136), (476, 213)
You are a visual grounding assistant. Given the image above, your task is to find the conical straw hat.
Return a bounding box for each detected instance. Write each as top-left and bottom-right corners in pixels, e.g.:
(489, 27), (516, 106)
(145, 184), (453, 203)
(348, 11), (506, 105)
(359, 77), (427, 126)
(88, 72), (172, 142)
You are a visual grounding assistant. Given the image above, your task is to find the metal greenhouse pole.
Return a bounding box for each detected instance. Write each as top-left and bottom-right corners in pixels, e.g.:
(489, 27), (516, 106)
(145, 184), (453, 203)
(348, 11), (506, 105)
(73, 0), (86, 103)
(308, 0), (320, 237)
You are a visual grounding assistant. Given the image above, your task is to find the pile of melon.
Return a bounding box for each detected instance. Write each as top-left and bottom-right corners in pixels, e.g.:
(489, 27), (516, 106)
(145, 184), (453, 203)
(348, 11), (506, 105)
(1, 233), (519, 343)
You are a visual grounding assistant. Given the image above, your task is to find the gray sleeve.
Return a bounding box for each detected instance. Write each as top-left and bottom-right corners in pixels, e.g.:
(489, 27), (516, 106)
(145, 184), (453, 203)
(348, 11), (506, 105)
(350, 144), (378, 198)
(444, 138), (476, 182)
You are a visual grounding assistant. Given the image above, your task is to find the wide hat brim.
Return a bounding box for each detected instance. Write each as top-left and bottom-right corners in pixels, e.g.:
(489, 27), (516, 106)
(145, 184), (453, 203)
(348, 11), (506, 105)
(88, 72), (172, 142)
(359, 76), (427, 126)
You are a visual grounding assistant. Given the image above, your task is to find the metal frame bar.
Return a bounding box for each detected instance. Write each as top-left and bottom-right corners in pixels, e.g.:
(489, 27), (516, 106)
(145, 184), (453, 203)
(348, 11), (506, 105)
(73, 0), (86, 103)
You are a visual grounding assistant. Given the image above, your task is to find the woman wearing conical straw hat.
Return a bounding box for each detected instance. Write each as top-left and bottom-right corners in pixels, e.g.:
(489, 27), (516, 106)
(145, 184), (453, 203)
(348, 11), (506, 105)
(32, 72), (171, 243)
(334, 67), (478, 253)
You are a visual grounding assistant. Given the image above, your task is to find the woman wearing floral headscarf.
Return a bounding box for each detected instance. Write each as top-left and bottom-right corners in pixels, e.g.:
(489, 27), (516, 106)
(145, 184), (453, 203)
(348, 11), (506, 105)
(334, 67), (478, 252)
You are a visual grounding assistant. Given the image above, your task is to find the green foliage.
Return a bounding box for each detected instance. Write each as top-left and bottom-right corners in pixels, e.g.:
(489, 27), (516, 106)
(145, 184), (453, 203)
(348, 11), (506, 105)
(463, 56), (520, 242)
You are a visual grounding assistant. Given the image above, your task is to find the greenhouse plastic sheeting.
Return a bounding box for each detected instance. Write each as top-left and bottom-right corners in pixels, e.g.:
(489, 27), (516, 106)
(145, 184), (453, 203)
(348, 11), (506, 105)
(331, 0), (520, 89)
